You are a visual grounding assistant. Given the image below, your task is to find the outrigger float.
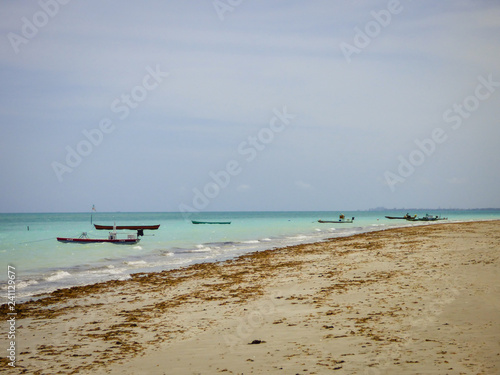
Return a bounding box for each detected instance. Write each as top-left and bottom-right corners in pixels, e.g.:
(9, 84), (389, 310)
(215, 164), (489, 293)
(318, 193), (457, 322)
(57, 223), (160, 245)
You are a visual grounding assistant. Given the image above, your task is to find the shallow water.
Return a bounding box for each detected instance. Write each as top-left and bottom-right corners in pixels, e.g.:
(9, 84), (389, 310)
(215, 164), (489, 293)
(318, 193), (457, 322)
(1, 209), (499, 301)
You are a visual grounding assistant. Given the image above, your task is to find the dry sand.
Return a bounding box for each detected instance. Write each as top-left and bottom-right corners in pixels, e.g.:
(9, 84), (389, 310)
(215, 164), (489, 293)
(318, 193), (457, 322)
(2, 220), (499, 374)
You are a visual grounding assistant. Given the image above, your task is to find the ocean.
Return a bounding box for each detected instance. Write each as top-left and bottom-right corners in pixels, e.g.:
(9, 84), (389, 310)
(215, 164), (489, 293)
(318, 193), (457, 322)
(1, 210), (499, 303)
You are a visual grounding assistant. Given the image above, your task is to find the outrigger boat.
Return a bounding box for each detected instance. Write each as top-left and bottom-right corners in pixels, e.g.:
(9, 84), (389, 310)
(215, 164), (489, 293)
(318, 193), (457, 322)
(406, 214), (448, 222)
(94, 223), (160, 236)
(385, 214), (417, 220)
(58, 223), (159, 244)
(191, 220), (231, 225)
(57, 229), (140, 245)
(318, 214), (354, 224)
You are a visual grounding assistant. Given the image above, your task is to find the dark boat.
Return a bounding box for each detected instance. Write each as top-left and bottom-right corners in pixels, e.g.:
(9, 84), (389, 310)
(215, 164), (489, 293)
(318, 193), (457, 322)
(94, 224), (160, 230)
(385, 214), (417, 220)
(191, 220), (231, 225)
(57, 232), (140, 245)
(406, 214), (448, 222)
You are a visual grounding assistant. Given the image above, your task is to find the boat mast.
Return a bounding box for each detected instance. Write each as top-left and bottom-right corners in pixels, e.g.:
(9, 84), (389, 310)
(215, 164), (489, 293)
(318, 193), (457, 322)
(91, 204), (96, 225)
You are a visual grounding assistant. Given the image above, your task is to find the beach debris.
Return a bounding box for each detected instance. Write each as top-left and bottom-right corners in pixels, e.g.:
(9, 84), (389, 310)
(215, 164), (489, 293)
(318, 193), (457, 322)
(248, 339), (266, 345)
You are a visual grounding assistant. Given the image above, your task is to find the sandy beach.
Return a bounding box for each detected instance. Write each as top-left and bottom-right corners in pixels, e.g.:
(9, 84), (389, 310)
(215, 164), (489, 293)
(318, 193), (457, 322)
(2, 220), (499, 374)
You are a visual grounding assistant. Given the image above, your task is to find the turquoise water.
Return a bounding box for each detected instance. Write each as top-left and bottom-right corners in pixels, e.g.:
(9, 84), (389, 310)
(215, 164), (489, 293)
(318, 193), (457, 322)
(1, 210), (499, 302)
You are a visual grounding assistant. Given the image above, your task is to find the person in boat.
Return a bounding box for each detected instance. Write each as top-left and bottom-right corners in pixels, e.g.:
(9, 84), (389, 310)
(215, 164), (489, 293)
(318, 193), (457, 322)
(339, 214), (345, 220)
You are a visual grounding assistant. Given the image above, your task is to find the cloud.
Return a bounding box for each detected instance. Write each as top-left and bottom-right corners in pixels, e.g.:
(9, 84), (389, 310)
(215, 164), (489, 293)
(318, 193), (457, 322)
(1, 1), (499, 212)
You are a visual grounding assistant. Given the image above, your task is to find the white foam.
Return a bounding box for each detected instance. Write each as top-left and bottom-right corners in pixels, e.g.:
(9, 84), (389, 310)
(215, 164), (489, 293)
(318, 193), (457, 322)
(45, 270), (71, 282)
(16, 279), (39, 289)
(124, 260), (147, 266)
(106, 268), (126, 275)
(184, 247), (211, 253)
(192, 245), (212, 252)
(287, 235), (307, 241)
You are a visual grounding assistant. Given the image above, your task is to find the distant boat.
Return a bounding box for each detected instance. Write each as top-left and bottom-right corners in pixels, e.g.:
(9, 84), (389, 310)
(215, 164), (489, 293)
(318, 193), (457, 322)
(318, 214), (354, 224)
(385, 214), (417, 220)
(406, 214), (448, 222)
(191, 220), (231, 225)
(94, 224), (160, 230)
(57, 231), (140, 245)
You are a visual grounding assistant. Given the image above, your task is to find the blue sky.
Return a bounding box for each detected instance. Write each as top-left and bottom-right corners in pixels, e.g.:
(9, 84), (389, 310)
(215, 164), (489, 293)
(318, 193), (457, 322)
(1, 0), (499, 213)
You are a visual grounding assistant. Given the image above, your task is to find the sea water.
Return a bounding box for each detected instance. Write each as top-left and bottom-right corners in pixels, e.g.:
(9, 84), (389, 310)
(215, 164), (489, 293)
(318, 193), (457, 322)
(1, 210), (499, 302)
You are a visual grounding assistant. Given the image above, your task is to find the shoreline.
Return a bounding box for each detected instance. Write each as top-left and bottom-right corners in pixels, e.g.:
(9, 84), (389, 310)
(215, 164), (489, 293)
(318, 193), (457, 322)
(4, 218), (491, 303)
(1, 220), (472, 304)
(2, 215), (498, 303)
(2, 220), (499, 374)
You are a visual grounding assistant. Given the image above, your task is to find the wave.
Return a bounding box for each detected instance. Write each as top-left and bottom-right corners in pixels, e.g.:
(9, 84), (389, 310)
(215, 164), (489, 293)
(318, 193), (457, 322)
(160, 251), (174, 256)
(175, 248), (212, 254)
(203, 241), (237, 247)
(45, 270), (71, 282)
(15, 279), (39, 289)
(123, 260), (147, 266)
(287, 235), (307, 240)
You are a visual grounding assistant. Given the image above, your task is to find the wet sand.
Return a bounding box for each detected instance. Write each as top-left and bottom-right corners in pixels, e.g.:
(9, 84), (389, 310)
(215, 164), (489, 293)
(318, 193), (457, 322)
(2, 220), (499, 374)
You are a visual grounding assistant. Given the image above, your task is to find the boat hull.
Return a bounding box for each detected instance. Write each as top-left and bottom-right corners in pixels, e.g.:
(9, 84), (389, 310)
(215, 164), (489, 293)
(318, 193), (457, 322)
(57, 237), (140, 244)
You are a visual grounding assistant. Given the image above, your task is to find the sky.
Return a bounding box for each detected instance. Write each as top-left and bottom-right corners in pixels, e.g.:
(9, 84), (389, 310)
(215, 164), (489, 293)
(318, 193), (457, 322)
(1, 0), (499, 213)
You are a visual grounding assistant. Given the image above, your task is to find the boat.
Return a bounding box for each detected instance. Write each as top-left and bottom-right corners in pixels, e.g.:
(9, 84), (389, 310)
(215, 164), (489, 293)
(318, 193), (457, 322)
(318, 214), (354, 224)
(406, 214), (448, 222)
(191, 220), (231, 225)
(57, 231), (140, 244)
(94, 224), (160, 230)
(385, 214), (417, 220)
